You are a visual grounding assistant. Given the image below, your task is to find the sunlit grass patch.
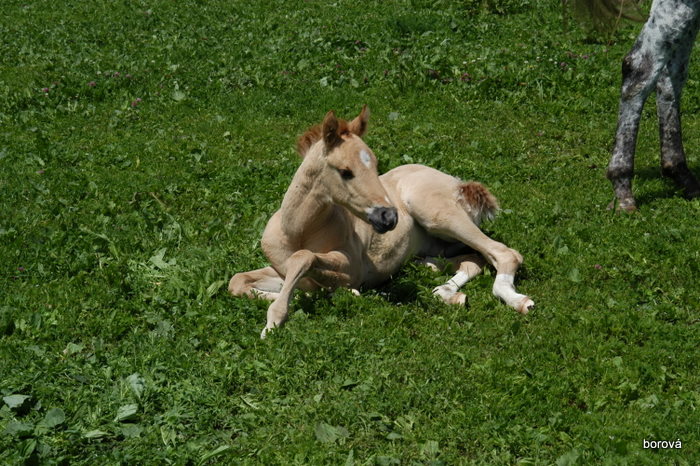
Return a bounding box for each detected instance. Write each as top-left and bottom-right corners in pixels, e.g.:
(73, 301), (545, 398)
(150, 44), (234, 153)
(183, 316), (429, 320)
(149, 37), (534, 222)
(2, 0), (699, 464)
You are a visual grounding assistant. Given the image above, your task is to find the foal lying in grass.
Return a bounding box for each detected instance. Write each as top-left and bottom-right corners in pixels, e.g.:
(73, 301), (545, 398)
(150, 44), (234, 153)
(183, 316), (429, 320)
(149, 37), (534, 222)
(230, 106), (534, 337)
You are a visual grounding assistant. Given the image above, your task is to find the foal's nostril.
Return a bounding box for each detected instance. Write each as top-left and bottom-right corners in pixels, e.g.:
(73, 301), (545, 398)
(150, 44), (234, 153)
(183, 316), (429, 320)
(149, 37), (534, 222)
(381, 208), (398, 229)
(368, 207), (398, 233)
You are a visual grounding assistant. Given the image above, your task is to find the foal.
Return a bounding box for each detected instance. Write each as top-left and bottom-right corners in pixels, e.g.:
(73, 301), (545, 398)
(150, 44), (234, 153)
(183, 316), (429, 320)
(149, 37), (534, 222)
(577, 0), (700, 210)
(229, 107), (534, 337)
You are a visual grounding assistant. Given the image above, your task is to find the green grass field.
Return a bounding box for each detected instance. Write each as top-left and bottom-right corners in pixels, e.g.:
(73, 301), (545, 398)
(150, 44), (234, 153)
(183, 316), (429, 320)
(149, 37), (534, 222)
(2, 0), (699, 464)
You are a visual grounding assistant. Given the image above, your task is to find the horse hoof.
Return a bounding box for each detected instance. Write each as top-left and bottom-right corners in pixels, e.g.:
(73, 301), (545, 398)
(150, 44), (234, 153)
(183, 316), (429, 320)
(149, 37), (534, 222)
(450, 292), (468, 307)
(519, 297), (535, 314)
(607, 198), (637, 212)
(684, 188), (700, 199)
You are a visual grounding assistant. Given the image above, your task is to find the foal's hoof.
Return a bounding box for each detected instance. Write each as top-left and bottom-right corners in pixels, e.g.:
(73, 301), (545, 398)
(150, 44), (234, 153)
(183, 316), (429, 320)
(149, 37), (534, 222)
(432, 286), (468, 307)
(260, 326), (277, 339)
(450, 292), (468, 307)
(518, 297), (535, 315)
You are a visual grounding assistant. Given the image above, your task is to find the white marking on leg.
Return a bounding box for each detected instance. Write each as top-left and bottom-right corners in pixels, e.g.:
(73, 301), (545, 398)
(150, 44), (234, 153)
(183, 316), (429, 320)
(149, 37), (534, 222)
(493, 273), (534, 313)
(359, 149), (372, 168)
(433, 271), (470, 302)
(446, 271), (470, 291)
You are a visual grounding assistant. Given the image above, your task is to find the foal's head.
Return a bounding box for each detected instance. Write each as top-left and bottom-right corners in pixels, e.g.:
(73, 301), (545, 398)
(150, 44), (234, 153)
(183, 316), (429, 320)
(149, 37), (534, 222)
(298, 106), (398, 234)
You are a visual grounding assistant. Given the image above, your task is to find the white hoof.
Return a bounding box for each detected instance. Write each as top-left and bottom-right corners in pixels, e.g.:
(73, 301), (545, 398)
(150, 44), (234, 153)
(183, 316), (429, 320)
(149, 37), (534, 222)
(260, 326), (275, 339)
(450, 292), (467, 306)
(432, 286), (467, 306)
(433, 285), (454, 301)
(518, 297), (535, 314)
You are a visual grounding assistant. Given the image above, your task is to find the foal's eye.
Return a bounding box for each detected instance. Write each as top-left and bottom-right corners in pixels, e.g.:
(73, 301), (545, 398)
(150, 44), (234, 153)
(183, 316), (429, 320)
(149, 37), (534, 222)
(339, 168), (354, 180)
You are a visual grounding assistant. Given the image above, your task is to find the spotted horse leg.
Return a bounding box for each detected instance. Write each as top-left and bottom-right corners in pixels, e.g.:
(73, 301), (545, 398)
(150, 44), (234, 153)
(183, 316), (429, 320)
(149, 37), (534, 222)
(607, 0), (700, 211)
(655, 22), (700, 198)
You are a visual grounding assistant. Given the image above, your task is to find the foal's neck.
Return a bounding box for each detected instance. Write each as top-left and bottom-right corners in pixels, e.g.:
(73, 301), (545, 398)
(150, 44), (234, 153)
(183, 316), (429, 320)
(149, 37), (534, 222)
(279, 151), (335, 239)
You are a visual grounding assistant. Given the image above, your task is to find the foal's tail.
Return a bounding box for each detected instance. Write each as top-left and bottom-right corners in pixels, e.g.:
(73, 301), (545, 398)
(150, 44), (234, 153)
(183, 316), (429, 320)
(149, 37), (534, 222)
(458, 182), (499, 227)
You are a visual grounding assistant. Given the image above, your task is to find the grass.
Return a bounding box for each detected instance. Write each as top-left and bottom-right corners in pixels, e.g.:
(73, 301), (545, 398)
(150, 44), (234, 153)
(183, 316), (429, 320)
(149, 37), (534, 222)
(1, 0), (700, 464)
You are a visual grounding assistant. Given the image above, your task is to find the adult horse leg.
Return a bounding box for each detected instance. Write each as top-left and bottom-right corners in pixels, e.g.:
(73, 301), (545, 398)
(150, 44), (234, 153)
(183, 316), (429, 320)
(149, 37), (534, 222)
(608, 1), (700, 211)
(261, 250), (352, 338)
(656, 26), (700, 198)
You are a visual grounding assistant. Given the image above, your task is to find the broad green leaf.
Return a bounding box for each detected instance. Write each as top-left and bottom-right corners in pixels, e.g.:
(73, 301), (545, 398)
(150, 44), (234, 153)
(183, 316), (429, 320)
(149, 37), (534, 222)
(43, 408), (66, 428)
(149, 248), (170, 269)
(3, 394), (30, 409)
(200, 445), (231, 462)
(421, 440), (440, 457)
(345, 449), (354, 466)
(127, 373), (146, 399)
(65, 342), (84, 355)
(115, 404), (139, 422)
(556, 448), (580, 466)
(206, 280), (227, 298)
(172, 90), (186, 102)
(567, 267), (581, 283)
(315, 422), (347, 444)
(83, 429), (108, 439)
(340, 379), (359, 390)
(120, 424), (143, 439)
(4, 421), (34, 437)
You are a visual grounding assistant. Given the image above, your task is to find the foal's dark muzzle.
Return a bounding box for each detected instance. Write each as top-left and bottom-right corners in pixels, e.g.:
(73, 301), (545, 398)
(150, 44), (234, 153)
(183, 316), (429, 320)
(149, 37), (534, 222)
(368, 207), (398, 234)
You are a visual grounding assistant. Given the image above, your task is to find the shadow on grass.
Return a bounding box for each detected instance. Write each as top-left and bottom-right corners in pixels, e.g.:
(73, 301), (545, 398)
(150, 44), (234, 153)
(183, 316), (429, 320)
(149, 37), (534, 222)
(632, 165), (700, 207)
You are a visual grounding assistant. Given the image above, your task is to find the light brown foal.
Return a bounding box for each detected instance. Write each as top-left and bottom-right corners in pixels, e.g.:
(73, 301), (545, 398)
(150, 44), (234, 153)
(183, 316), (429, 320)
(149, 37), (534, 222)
(229, 106), (534, 337)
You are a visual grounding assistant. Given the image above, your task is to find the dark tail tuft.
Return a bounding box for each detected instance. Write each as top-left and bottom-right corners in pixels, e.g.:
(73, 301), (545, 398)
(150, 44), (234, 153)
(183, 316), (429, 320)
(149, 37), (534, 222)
(458, 182), (499, 226)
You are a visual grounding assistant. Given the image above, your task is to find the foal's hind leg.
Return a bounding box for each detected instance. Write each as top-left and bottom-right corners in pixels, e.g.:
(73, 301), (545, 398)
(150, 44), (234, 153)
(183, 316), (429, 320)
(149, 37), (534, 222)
(229, 266), (283, 301)
(410, 205), (533, 313)
(431, 253), (486, 306)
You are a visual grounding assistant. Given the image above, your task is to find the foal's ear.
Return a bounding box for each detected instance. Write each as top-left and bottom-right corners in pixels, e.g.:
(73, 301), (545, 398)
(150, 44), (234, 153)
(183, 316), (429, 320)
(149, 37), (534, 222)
(348, 105), (369, 137)
(322, 110), (343, 149)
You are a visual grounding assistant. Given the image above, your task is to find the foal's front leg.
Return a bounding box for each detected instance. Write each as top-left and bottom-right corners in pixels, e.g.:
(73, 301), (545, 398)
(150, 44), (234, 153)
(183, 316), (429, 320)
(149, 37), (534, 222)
(262, 250), (351, 338)
(229, 266), (283, 301)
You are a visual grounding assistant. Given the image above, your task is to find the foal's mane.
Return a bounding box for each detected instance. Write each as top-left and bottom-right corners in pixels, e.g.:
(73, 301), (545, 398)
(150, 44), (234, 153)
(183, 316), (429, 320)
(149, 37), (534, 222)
(296, 118), (351, 158)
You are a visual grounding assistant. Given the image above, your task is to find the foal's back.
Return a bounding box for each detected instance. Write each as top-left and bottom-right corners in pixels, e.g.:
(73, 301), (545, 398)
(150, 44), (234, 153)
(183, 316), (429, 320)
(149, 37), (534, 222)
(357, 164), (498, 287)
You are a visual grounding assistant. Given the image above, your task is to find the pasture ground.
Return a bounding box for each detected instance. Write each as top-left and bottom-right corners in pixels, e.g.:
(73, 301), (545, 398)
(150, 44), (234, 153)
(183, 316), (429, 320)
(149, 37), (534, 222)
(1, 0), (699, 464)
